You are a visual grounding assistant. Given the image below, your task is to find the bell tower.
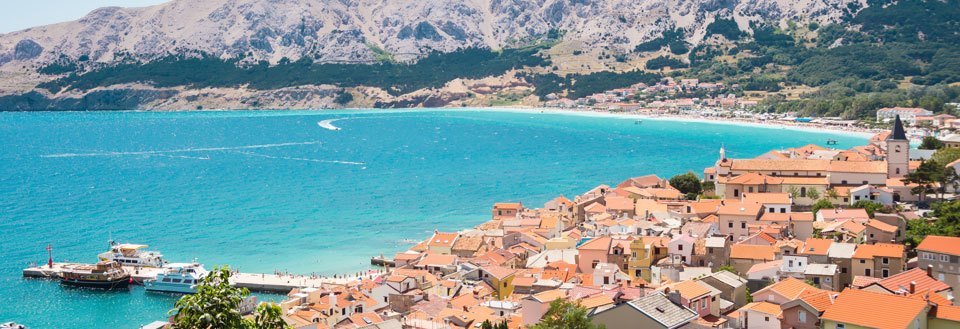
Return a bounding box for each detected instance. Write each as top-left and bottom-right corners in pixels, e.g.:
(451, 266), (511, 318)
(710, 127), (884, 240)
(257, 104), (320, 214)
(887, 115), (910, 178)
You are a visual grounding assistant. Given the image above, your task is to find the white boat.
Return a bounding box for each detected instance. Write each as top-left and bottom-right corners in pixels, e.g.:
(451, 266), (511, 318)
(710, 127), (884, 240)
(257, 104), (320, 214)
(97, 241), (165, 268)
(1, 322), (26, 329)
(144, 263), (208, 294)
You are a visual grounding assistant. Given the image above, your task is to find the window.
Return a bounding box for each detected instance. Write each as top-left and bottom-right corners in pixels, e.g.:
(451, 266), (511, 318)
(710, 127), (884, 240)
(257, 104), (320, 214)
(882, 269), (889, 278)
(592, 260), (599, 268)
(765, 316), (770, 322)
(741, 222), (746, 229)
(842, 180), (848, 185)
(836, 325), (845, 329)
(865, 268), (872, 276)
(734, 189), (740, 197)
(635, 269), (642, 276)
(863, 181), (869, 185)
(700, 299), (707, 309)
(841, 267), (847, 273)
(728, 222), (734, 228)
(769, 208), (775, 213)
(780, 208), (786, 213)
(799, 310), (807, 323)
(883, 257), (889, 264)
(749, 187), (754, 193)
(678, 245), (683, 251)
(942, 255), (951, 262)
(801, 187), (807, 195)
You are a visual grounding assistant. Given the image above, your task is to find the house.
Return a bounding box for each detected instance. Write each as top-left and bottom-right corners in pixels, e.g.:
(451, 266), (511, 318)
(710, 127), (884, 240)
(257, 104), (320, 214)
(694, 236), (730, 270)
(849, 185), (895, 206)
(742, 193), (792, 214)
(827, 242), (857, 289)
(779, 290), (838, 329)
(521, 290), (566, 326)
(916, 235), (960, 292)
(864, 219), (898, 244)
(816, 208), (870, 223)
(719, 173), (784, 199)
(699, 270), (749, 308)
(729, 244), (777, 274)
(820, 289), (930, 329)
(668, 232), (697, 265)
(861, 267), (952, 297)
(479, 266), (516, 300)
(752, 277), (822, 305)
(662, 280), (715, 317)
(426, 231), (459, 254)
(803, 264), (840, 291)
(590, 291), (699, 329)
(718, 201), (764, 241)
(451, 236), (484, 258)
(759, 212), (815, 240)
(799, 238), (834, 264)
(852, 243), (905, 279)
(493, 202), (523, 220)
(737, 301), (782, 329)
(876, 107), (933, 124)
(628, 236), (669, 283)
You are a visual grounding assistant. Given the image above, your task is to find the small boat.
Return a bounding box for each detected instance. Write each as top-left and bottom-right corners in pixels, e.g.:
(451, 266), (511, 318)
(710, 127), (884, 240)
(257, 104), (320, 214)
(144, 262), (208, 294)
(1, 322), (26, 329)
(60, 261), (130, 290)
(635, 119), (643, 125)
(826, 139), (838, 145)
(98, 241), (165, 268)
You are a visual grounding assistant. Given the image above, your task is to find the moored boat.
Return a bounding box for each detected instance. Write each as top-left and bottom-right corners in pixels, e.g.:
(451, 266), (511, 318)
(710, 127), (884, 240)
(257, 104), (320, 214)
(144, 262), (208, 294)
(59, 261), (130, 290)
(97, 241), (165, 268)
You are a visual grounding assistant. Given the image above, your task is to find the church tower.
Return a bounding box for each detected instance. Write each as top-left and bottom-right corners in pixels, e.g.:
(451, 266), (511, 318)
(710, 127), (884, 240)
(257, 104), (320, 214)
(887, 115), (910, 178)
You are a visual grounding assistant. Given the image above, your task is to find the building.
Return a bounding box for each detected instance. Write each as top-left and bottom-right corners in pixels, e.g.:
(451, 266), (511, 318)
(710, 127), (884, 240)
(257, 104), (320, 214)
(886, 115), (910, 179)
(876, 107), (933, 124)
(917, 235), (960, 292)
(820, 289), (930, 329)
(852, 243), (905, 279)
(590, 292), (699, 329)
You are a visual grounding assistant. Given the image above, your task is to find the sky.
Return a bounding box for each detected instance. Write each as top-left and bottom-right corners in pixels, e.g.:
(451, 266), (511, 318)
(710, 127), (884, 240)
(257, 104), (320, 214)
(0, 0), (169, 33)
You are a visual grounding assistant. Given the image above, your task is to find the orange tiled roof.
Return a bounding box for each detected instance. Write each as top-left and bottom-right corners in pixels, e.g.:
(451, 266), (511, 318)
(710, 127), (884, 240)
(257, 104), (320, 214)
(917, 235), (960, 256)
(730, 159), (830, 172)
(494, 203), (523, 210)
(669, 280), (711, 300)
(876, 268), (951, 293)
(760, 212), (814, 222)
(778, 176), (830, 185)
(578, 236), (612, 251)
(427, 232), (459, 248)
(798, 290), (838, 312)
(865, 219), (898, 233)
(730, 244), (776, 261)
(742, 193), (792, 205)
(717, 201), (763, 216)
(745, 301), (783, 316)
(821, 289), (929, 329)
(852, 243), (904, 259)
(726, 172), (785, 185)
(828, 161), (887, 174)
(800, 238), (833, 256)
(755, 277), (821, 300)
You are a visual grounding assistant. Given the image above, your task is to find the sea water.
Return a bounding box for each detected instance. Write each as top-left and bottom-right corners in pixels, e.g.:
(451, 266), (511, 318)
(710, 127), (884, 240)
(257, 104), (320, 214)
(0, 109), (865, 328)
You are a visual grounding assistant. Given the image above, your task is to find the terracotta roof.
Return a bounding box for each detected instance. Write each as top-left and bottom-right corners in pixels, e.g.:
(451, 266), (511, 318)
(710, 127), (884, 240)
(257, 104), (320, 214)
(742, 193), (792, 205)
(818, 208), (869, 221)
(730, 159), (830, 172)
(494, 203), (523, 210)
(851, 276), (881, 288)
(481, 266), (516, 280)
(800, 238), (833, 256)
(717, 201), (763, 216)
(530, 289), (567, 303)
(584, 202), (607, 213)
(852, 243), (904, 259)
(726, 172), (784, 185)
(933, 305), (960, 323)
(917, 235), (960, 256)
(452, 236), (484, 251)
(821, 289), (929, 329)
(754, 277), (821, 300)
(669, 280), (711, 300)
(605, 196), (635, 211)
(729, 244), (777, 261)
(798, 290), (838, 312)
(427, 232), (459, 248)
(875, 268), (951, 294)
(578, 294), (614, 309)
(744, 301), (783, 316)
(778, 176), (830, 185)
(828, 161), (887, 174)
(865, 219), (898, 233)
(418, 254), (458, 267)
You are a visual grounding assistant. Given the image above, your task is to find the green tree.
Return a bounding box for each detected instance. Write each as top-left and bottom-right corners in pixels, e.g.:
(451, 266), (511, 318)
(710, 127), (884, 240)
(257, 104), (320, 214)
(825, 188), (840, 200)
(786, 186), (801, 199)
(812, 198), (835, 215)
(333, 91), (354, 105)
(805, 188), (820, 200)
(669, 172), (703, 199)
(903, 160), (944, 202)
(532, 299), (605, 329)
(170, 266), (288, 329)
(932, 148), (960, 168)
(920, 136), (945, 150)
(745, 286), (753, 303)
(718, 264), (736, 274)
(481, 320), (493, 329)
(852, 200), (884, 217)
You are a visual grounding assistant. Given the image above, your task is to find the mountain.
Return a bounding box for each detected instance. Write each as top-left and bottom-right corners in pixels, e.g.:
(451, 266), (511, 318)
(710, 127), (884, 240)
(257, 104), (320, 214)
(1, 0), (958, 113)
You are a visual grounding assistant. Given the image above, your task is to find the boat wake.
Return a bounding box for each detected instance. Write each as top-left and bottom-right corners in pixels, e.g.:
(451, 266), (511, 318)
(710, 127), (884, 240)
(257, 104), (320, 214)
(317, 119), (342, 131)
(41, 141), (321, 158)
(233, 151), (365, 166)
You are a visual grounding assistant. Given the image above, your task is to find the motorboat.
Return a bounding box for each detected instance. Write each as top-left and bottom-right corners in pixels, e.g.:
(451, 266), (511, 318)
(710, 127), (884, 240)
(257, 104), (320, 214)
(144, 262), (208, 294)
(98, 241), (165, 268)
(60, 261), (130, 290)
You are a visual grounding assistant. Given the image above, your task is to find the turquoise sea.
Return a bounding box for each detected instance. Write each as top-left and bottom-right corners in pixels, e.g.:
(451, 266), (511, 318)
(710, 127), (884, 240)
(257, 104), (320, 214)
(0, 109), (866, 328)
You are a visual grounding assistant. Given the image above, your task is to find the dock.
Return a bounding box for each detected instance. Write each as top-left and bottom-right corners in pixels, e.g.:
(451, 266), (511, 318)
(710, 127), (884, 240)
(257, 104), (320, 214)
(370, 255), (395, 267)
(23, 263), (371, 293)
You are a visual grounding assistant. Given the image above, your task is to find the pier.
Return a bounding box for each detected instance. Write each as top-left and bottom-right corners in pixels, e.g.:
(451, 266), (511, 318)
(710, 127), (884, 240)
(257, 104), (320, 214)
(23, 263), (369, 293)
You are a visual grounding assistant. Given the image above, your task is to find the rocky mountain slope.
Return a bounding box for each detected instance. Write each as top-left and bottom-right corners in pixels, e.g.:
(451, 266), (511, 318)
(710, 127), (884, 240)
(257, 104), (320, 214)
(0, 0), (864, 109)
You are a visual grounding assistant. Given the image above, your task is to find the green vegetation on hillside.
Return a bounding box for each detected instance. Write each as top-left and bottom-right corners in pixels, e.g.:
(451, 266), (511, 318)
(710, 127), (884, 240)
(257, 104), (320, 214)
(526, 70), (661, 99)
(40, 47), (550, 96)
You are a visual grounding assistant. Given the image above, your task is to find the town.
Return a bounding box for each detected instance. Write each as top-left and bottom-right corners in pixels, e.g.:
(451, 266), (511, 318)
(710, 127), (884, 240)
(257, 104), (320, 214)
(235, 115), (960, 329)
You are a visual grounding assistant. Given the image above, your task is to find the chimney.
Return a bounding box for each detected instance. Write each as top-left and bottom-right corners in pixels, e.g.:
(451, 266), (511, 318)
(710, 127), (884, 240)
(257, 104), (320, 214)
(927, 265), (934, 277)
(329, 292), (337, 306)
(666, 290), (682, 305)
(910, 281), (916, 294)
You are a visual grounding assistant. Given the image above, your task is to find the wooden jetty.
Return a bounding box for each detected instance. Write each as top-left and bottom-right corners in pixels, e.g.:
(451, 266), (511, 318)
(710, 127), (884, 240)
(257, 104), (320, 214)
(23, 262), (364, 293)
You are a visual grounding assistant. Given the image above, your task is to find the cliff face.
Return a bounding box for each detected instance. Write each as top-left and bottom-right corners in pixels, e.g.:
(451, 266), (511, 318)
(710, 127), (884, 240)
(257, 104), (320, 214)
(0, 0), (861, 67)
(0, 0), (864, 110)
